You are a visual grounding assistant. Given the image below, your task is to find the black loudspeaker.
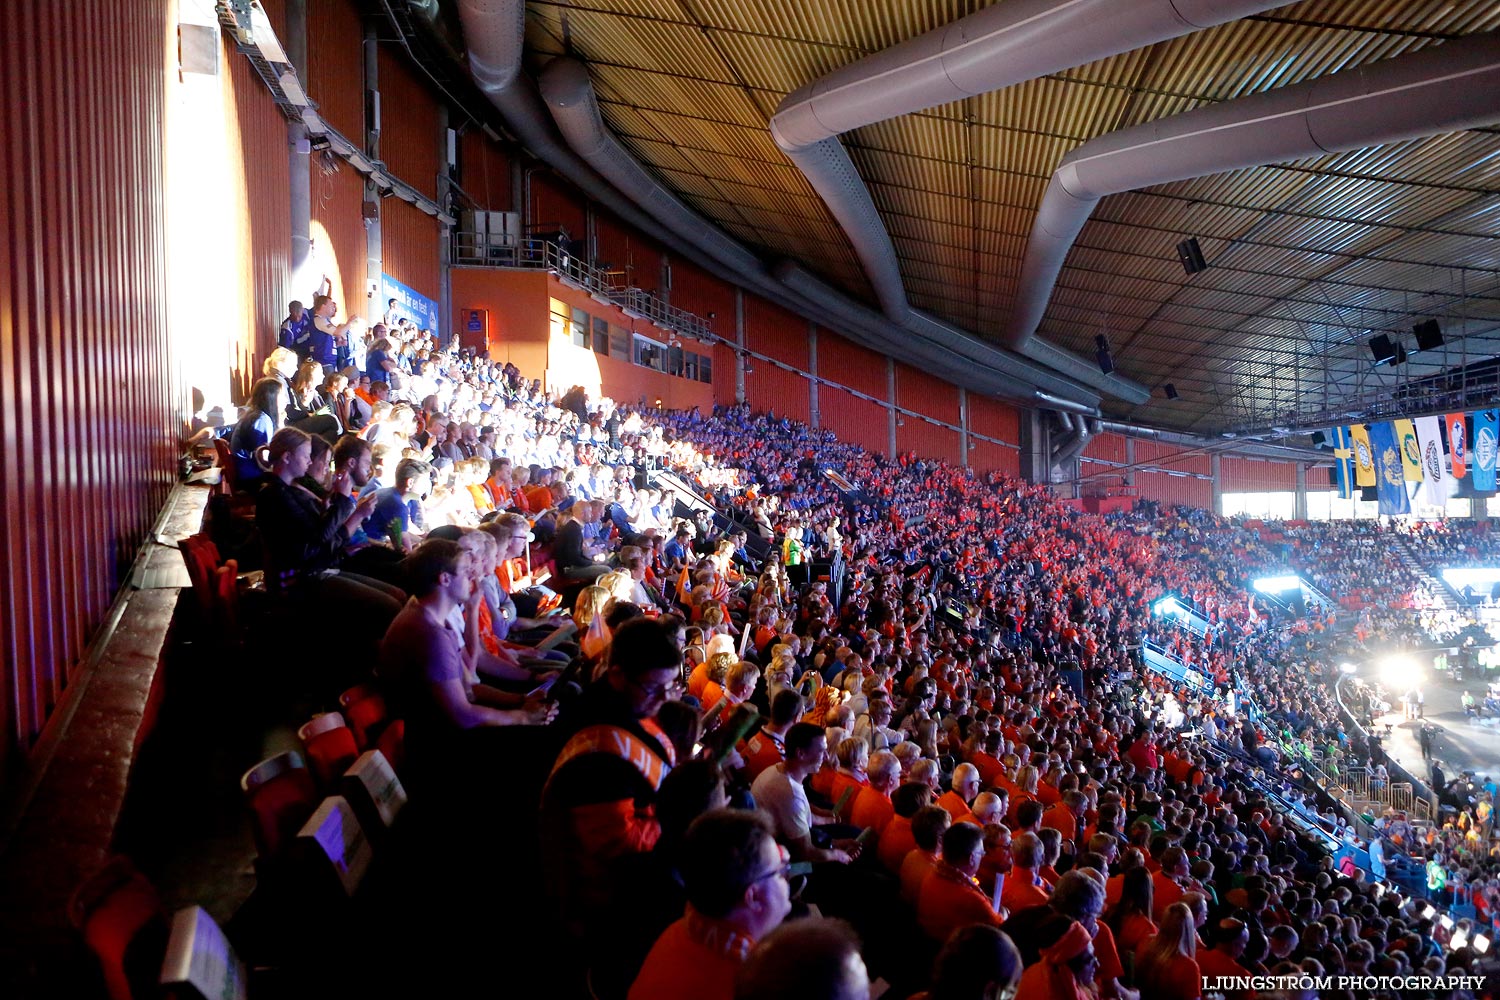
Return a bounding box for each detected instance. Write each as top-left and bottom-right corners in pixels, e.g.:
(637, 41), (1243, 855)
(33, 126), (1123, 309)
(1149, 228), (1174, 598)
(1414, 320), (1444, 351)
(1393, 346), (1409, 365)
(1368, 334), (1397, 364)
(1312, 430), (1328, 449)
(1095, 335), (1115, 375)
(1164, 384), (1179, 400)
(1176, 237), (1208, 274)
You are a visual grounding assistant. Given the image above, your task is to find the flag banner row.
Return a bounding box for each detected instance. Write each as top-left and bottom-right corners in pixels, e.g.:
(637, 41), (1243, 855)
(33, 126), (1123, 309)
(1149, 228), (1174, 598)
(1326, 410), (1499, 505)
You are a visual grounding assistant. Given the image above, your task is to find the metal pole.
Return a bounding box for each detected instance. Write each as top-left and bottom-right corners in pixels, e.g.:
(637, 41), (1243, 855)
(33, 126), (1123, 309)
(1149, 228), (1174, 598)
(286, 0), (311, 298)
(363, 24), (382, 313)
(808, 323), (819, 429)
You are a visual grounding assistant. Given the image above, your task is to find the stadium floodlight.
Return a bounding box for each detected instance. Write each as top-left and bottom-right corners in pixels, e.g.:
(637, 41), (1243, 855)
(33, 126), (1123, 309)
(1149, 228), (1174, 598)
(1381, 655), (1419, 688)
(1474, 934), (1490, 955)
(1251, 575), (1304, 594)
(1152, 597), (1190, 619)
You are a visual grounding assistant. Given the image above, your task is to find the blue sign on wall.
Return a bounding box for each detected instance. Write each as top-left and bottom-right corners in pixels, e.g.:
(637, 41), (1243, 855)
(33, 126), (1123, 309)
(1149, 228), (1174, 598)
(381, 273), (440, 335)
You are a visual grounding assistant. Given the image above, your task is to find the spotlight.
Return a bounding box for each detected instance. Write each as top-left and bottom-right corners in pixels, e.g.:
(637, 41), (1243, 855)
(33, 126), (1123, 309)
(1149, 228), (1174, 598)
(1380, 655), (1418, 688)
(1339, 662), (1358, 675)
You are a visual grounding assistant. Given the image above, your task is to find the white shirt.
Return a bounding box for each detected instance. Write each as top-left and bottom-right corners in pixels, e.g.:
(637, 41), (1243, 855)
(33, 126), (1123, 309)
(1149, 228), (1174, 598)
(751, 762), (810, 844)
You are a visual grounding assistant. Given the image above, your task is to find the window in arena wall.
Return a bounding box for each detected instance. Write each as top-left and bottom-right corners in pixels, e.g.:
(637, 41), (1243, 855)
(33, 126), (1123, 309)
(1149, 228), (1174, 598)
(571, 307), (589, 348)
(609, 323), (630, 360)
(1446, 497), (1473, 518)
(1222, 491), (1296, 519)
(549, 298), (571, 343)
(592, 316), (609, 355)
(1306, 490), (1332, 521)
(698, 353), (711, 383)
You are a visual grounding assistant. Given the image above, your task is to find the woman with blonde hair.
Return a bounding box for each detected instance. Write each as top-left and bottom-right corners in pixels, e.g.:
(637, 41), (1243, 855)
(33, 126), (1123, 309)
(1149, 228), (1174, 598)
(574, 584), (613, 663)
(1135, 901), (1200, 1000)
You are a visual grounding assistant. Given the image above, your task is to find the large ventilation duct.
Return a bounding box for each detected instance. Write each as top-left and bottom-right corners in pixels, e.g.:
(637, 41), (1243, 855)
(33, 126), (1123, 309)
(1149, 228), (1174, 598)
(456, 0), (753, 295)
(769, 0), (1290, 402)
(1006, 29), (1500, 351)
(538, 55), (1104, 408)
(1099, 420), (1324, 463)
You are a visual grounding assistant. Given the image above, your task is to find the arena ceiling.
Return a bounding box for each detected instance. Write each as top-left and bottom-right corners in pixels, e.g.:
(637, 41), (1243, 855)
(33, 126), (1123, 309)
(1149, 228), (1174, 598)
(442, 1), (1500, 436)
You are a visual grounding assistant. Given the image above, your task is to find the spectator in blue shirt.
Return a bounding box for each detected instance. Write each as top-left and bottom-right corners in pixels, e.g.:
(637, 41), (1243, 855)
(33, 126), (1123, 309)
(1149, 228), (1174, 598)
(364, 457), (433, 551)
(278, 300), (313, 356)
(228, 377), (282, 490)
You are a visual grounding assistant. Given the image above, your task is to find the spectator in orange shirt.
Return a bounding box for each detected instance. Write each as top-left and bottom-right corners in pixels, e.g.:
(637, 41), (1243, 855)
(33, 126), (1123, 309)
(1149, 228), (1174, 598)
(1151, 846), (1190, 923)
(917, 821), (1008, 943)
(1001, 832), (1051, 914)
(1194, 918), (1256, 1000)
(1104, 867), (1157, 958)
(739, 690), (802, 783)
(848, 750), (900, 834)
(1014, 918), (1098, 1000)
(900, 805), (953, 904)
(1041, 789), (1085, 846)
(1135, 902), (1201, 1000)
(629, 810), (792, 1000)
(878, 783), (934, 873)
(937, 763), (981, 824)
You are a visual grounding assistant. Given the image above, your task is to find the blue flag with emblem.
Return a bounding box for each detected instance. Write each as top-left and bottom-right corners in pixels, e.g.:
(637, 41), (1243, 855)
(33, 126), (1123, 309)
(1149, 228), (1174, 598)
(1331, 426), (1355, 500)
(1475, 410), (1499, 492)
(1369, 421), (1410, 516)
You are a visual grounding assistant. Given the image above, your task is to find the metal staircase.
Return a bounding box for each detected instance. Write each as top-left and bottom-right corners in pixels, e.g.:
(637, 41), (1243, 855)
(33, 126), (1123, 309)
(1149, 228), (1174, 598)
(1392, 533), (1462, 609)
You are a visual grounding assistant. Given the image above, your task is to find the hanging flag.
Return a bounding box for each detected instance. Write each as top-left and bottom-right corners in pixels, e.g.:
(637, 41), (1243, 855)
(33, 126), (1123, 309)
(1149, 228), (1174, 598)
(1331, 426), (1355, 500)
(1475, 410), (1499, 492)
(1368, 422), (1410, 516)
(1394, 419), (1424, 482)
(1350, 424), (1376, 487)
(1415, 415), (1453, 510)
(1447, 412), (1470, 479)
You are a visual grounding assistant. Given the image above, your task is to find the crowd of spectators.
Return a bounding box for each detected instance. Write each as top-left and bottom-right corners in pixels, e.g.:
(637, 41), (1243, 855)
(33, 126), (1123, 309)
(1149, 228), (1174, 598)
(190, 306), (1500, 999)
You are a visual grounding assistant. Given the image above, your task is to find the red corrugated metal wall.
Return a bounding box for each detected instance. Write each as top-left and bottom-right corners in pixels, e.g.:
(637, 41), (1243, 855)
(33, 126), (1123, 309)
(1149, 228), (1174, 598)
(969, 395), (1021, 446)
(311, 157), (367, 320)
(1135, 473), (1214, 509)
(594, 212), (662, 291)
(382, 198), (441, 309)
(458, 128), (513, 210)
(898, 421), (962, 465)
(895, 364), (960, 424)
(820, 387), (890, 457)
(818, 333), (887, 399)
(531, 172), (587, 245)
(671, 260), (734, 342)
(306, 0), (364, 141)
(1081, 432), (1127, 480)
(230, 28), (292, 397)
(1221, 456), (1300, 492)
(970, 440), (1021, 477)
(0, 0), (175, 769)
(744, 299), (811, 422)
(377, 46), (439, 199)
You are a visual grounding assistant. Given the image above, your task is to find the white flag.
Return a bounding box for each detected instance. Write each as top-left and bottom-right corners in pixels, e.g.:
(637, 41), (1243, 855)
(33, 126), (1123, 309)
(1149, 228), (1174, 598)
(1415, 415), (1453, 510)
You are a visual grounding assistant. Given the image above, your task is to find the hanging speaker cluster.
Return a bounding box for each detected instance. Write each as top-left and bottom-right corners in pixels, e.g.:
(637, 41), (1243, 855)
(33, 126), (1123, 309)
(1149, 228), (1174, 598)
(1367, 334), (1407, 367)
(1413, 319), (1444, 351)
(1176, 237), (1208, 275)
(1095, 334), (1115, 375)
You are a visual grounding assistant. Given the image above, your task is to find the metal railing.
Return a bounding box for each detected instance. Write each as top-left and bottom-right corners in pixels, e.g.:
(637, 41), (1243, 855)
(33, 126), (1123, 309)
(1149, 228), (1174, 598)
(451, 232), (720, 344)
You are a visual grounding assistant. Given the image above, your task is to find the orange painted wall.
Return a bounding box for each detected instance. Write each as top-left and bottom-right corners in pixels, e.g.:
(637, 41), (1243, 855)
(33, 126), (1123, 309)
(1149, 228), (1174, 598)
(311, 156), (368, 320)
(898, 421), (962, 465)
(670, 259), (735, 343)
(970, 440), (1021, 477)
(450, 267), (549, 375)
(1135, 472), (1213, 509)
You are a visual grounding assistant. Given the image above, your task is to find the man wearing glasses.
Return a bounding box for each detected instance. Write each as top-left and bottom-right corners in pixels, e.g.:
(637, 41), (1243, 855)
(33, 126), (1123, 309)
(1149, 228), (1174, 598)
(629, 810), (793, 1000)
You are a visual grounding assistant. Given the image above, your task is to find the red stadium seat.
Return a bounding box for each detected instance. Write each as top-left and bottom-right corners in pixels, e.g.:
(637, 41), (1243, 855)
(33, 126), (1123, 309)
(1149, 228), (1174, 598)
(298, 714), (360, 791)
(68, 856), (170, 1000)
(240, 752), (319, 867)
(339, 685), (388, 750)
